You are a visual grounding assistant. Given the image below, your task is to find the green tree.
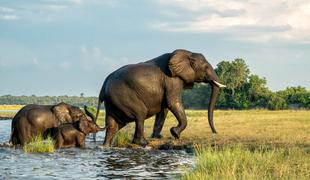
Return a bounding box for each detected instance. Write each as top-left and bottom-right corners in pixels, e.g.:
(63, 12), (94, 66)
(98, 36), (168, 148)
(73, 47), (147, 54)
(244, 75), (271, 108)
(216, 59), (250, 96)
(277, 86), (310, 107)
(267, 94), (288, 110)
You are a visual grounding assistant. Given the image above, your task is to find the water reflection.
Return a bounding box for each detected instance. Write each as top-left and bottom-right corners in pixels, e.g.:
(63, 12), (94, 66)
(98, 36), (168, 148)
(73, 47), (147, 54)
(0, 120), (194, 179)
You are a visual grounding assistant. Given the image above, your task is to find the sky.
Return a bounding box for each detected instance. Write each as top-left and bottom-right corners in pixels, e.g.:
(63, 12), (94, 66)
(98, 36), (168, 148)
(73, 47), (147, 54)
(0, 0), (309, 96)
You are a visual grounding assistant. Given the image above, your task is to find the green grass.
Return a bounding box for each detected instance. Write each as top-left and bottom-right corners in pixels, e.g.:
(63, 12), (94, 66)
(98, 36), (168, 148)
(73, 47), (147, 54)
(23, 135), (55, 153)
(98, 110), (310, 150)
(182, 144), (310, 180)
(94, 110), (310, 178)
(112, 131), (134, 148)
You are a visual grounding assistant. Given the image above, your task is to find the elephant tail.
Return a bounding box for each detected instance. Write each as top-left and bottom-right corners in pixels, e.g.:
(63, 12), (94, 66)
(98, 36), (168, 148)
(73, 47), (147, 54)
(92, 98), (104, 142)
(10, 125), (20, 145)
(94, 99), (102, 124)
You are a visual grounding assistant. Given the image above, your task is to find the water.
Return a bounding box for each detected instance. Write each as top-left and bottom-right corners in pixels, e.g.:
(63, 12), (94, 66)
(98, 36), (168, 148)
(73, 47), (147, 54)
(0, 120), (194, 179)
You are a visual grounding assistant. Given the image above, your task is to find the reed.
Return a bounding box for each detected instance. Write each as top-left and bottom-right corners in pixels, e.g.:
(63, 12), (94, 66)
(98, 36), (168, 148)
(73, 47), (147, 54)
(23, 135), (55, 153)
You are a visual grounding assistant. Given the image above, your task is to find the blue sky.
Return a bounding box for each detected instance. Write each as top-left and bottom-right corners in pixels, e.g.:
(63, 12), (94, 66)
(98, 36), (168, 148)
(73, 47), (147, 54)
(0, 0), (309, 96)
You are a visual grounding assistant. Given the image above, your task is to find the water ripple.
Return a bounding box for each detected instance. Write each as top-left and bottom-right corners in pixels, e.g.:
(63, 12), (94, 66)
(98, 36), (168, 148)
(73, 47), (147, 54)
(0, 120), (194, 179)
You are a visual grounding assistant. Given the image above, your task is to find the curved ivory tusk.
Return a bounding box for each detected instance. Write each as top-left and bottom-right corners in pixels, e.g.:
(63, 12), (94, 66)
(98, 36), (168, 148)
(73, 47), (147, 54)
(213, 80), (227, 88)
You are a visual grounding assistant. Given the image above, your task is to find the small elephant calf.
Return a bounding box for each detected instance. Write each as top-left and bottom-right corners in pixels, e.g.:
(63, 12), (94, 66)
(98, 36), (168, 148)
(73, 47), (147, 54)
(44, 120), (104, 149)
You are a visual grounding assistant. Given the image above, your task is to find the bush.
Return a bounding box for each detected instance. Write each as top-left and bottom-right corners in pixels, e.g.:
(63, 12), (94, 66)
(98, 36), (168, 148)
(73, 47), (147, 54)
(23, 136), (55, 153)
(267, 94), (288, 110)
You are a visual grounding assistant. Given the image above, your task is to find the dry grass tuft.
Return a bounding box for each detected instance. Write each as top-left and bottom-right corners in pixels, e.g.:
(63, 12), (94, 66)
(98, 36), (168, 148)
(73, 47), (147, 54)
(23, 135), (55, 153)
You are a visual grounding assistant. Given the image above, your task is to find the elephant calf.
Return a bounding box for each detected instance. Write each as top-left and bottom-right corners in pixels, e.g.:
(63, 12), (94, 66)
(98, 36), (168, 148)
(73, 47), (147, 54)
(44, 120), (104, 149)
(10, 102), (95, 146)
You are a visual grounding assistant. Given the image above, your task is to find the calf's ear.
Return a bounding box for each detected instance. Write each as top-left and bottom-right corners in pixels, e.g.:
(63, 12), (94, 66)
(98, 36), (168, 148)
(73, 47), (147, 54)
(78, 120), (90, 134)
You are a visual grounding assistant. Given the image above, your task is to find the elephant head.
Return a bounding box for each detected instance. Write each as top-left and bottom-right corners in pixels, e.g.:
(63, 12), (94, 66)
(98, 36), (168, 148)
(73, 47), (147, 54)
(169, 49), (226, 133)
(78, 120), (105, 135)
(52, 102), (90, 124)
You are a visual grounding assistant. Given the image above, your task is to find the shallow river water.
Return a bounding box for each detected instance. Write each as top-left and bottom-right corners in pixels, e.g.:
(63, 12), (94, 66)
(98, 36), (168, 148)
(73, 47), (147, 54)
(0, 120), (194, 179)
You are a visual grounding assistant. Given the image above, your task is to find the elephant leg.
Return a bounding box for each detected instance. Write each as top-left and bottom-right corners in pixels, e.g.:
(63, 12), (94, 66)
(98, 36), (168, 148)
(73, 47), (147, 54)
(151, 108), (168, 139)
(168, 102), (187, 139)
(77, 135), (86, 149)
(132, 118), (148, 146)
(103, 115), (122, 147)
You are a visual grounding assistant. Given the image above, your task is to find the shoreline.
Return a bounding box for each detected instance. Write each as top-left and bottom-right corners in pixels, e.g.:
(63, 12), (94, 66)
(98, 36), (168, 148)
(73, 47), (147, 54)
(0, 116), (13, 120)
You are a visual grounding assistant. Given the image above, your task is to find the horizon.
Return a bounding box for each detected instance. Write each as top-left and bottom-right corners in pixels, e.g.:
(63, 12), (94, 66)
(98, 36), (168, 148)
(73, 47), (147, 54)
(1, 0), (310, 96)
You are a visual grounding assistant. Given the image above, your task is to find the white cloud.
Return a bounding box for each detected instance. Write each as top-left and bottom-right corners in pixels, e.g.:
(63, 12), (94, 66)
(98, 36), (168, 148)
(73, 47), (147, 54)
(0, 15), (19, 21)
(71, 0), (84, 5)
(154, 0), (310, 43)
(44, 5), (68, 11)
(59, 61), (71, 69)
(32, 58), (39, 65)
(79, 45), (130, 71)
(0, 7), (15, 12)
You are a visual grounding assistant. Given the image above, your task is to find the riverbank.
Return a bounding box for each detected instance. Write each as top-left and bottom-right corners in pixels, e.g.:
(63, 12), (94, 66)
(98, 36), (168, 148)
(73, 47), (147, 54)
(0, 111), (16, 120)
(108, 110), (310, 179)
(0, 105), (23, 120)
(106, 110), (310, 150)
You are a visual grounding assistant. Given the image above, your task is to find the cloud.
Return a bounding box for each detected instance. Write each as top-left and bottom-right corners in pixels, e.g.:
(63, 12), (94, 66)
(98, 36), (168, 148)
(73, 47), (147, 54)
(44, 5), (68, 11)
(32, 58), (39, 65)
(0, 7), (15, 12)
(154, 0), (310, 43)
(79, 45), (130, 72)
(0, 15), (19, 20)
(0, 6), (19, 21)
(71, 0), (84, 5)
(59, 61), (72, 70)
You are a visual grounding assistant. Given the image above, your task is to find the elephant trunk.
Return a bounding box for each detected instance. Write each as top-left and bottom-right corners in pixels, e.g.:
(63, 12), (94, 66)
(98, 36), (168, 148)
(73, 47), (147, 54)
(208, 82), (220, 134)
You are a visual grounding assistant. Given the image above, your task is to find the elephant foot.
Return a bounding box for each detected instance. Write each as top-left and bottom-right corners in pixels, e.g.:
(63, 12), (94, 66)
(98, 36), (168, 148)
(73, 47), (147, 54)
(132, 137), (148, 147)
(102, 141), (112, 148)
(151, 133), (162, 139)
(170, 127), (180, 139)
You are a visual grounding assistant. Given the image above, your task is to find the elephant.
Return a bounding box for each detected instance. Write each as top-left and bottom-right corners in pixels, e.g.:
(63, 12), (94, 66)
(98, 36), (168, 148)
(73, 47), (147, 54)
(93, 49), (226, 147)
(44, 120), (104, 149)
(10, 102), (94, 146)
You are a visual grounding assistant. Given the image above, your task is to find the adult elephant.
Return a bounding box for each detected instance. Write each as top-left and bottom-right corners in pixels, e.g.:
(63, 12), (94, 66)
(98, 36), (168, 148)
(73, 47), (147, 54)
(10, 102), (94, 146)
(94, 49), (226, 146)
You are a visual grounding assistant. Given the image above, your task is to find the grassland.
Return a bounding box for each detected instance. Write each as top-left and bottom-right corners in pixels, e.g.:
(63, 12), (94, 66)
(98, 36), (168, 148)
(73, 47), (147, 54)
(103, 110), (310, 149)
(0, 105), (23, 119)
(101, 110), (310, 179)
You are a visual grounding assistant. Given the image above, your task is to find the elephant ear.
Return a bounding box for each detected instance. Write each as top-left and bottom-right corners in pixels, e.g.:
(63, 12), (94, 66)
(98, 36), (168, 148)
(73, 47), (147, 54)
(52, 102), (72, 123)
(168, 50), (195, 84)
(78, 120), (90, 134)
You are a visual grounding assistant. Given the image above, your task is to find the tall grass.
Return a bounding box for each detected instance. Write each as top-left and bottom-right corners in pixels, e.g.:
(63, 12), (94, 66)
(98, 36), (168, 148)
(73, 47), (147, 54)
(112, 131), (133, 148)
(182, 144), (310, 180)
(23, 135), (55, 153)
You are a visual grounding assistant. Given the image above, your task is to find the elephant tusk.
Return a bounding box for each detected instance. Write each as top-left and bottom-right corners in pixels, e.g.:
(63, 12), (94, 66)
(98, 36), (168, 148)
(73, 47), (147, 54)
(212, 80), (226, 88)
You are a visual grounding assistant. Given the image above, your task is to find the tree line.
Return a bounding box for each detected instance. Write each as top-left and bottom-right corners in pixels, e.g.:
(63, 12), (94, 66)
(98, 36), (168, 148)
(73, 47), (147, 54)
(0, 59), (309, 110)
(183, 59), (310, 110)
(0, 95), (99, 107)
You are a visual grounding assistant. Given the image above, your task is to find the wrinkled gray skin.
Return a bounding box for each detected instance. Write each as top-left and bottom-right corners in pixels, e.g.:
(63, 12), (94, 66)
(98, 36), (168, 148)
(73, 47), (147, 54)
(44, 120), (104, 149)
(94, 49), (224, 147)
(10, 102), (93, 146)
